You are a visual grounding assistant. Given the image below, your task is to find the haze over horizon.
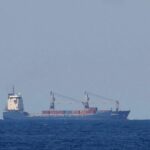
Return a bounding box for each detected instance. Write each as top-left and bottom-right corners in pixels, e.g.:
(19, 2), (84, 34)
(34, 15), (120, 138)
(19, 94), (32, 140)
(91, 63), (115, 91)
(0, 0), (150, 119)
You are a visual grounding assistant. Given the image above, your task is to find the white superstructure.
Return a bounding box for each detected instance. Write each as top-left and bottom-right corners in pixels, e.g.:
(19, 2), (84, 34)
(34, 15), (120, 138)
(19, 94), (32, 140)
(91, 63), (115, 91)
(6, 93), (24, 111)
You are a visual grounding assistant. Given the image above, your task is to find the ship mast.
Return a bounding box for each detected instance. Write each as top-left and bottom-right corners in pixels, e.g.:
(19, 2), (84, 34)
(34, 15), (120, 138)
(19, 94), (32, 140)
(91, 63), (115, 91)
(50, 91), (55, 110)
(116, 100), (119, 112)
(12, 86), (15, 95)
(82, 91), (90, 109)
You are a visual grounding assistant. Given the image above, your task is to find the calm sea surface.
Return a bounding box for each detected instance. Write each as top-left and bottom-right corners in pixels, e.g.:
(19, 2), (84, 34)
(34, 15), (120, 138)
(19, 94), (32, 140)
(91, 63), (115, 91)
(0, 119), (150, 150)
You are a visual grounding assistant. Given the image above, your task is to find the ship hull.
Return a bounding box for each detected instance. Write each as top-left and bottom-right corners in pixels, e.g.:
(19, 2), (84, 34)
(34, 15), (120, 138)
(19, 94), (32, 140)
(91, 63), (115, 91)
(3, 110), (130, 120)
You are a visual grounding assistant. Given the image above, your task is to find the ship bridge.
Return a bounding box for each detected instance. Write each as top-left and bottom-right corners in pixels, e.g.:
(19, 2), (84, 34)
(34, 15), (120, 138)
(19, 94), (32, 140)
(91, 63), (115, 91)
(6, 88), (24, 112)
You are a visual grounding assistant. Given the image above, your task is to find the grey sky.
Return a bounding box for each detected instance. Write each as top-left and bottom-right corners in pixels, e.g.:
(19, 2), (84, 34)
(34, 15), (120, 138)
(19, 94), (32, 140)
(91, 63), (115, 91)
(0, 0), (150, 119)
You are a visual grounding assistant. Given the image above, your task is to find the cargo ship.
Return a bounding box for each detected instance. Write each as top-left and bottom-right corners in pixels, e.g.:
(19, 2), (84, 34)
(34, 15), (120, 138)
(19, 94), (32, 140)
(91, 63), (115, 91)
(3, 89), (130, 120)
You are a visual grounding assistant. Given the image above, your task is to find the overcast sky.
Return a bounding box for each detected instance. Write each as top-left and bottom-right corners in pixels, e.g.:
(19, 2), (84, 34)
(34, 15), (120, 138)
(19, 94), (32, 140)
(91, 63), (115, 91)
(0, 0), (150, 119)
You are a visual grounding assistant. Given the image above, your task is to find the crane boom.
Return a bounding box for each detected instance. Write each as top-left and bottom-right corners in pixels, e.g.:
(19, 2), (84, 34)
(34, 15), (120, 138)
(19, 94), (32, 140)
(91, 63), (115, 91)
(85, 91), (120, 111)
(50, 91), (91, 109)
(50, 91), (81, 103)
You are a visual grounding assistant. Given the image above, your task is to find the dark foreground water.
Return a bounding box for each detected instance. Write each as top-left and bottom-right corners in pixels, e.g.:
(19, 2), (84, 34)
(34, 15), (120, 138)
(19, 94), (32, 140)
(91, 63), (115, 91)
(0, 119), (150, 150)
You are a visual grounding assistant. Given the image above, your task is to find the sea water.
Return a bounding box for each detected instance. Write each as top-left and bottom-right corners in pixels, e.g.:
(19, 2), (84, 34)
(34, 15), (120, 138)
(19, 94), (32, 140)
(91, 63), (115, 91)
(0, 119), (150, 150)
